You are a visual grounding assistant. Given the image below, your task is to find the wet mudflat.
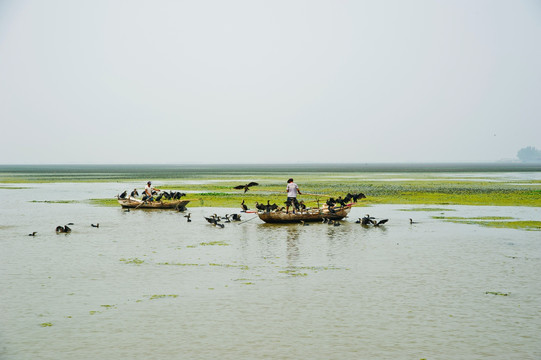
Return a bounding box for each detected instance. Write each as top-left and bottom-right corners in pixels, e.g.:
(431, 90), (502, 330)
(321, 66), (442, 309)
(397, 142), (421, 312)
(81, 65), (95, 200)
(1, 179), (540, 359)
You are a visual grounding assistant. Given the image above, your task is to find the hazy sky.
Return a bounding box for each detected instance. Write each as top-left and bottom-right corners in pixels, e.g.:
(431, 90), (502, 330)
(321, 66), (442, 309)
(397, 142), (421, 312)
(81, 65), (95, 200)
(1, 0), (540, 164)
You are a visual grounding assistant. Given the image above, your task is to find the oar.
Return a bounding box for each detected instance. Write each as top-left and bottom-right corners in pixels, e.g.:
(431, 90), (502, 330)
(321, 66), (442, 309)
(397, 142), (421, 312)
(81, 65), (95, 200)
(134, 200), (147, 209)
(236, 215), (259, 225)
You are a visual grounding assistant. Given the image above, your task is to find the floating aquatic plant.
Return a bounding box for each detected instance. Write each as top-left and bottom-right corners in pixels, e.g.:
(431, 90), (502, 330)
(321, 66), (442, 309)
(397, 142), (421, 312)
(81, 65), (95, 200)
(199, 241), (229, 246)
(433, 216), (541, 231)
(119, 257), (145, 265)
(149, 294), (179, 300)
(399, 207), (455, 212)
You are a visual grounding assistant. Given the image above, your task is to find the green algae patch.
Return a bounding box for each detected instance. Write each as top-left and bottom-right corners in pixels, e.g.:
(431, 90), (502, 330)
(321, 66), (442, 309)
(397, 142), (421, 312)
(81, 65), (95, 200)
(149, 294), (179, 300)
(399, 207), (455, 212)
(200, 241), (229, 246)
(486, 291), (510, 296)
(157, 262), (204, 267)
(120, 257), (145, 265)
(157, 262), (248, 270)
(89, 198), (119, 207)
(279, 270), (308, 277)
(433, 216), (541, 231)
(40, 322), (53, 327)
(476, 221), (541, 231)
(433, 216), (514, 221)
(209, 263), (249, 270)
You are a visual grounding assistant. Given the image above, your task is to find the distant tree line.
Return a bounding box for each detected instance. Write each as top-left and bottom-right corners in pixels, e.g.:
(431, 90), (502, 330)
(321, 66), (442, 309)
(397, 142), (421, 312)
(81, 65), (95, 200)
(517, 146), (541, 162)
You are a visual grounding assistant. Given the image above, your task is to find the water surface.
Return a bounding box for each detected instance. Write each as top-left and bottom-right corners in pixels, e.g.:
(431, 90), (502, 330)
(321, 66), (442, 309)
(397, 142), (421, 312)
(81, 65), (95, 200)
(1, 177), (540, 359)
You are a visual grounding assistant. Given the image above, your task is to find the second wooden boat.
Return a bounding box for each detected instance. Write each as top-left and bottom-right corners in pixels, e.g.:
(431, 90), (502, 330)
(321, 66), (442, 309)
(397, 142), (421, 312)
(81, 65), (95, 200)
(257, 205), (351, 224)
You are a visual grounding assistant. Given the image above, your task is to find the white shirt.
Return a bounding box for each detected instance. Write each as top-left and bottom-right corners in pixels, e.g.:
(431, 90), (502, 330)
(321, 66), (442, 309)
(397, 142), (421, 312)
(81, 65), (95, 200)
(145, 184), (153, 196)
(287, 182), (299, 197)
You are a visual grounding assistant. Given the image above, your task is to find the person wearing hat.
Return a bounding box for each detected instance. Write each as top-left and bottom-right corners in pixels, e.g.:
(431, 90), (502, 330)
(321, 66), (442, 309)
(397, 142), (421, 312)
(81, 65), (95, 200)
(144, 181), (160, 199)
(286, 178), (301, 214)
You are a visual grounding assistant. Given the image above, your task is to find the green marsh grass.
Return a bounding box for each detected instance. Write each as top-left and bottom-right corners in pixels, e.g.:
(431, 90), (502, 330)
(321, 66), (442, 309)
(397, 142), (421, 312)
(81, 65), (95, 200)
(6, 167), (541, 207)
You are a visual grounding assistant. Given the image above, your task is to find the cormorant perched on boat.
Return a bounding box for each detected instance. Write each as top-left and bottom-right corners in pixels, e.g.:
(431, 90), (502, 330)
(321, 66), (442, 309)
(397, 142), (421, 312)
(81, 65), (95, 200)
(233, 182), (259, 193)
(298, 200), (306, 211)
(371, 219), (389, 227)
(119, 191), (127, 199)
(335, 197), (346, 207)
(28, 232), (37, 236)
(352, 193), (366, 202)
(173, 192), (186, 200)
(184, 213), (192, 222)
(130, 189), (139, 197)
(155, 193), (164, 201)
(241, 200), (248, 212)
(255, 202), (266, 212)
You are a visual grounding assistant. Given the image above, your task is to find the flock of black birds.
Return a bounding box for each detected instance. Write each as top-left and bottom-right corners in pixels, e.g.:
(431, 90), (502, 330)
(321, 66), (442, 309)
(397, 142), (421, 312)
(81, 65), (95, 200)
(203, 213), (243, 228)
(355, 214), (389, 226)
(239, 192), (368, 214)
(325, 192), (366, 209)
(117, 189), (186, 202)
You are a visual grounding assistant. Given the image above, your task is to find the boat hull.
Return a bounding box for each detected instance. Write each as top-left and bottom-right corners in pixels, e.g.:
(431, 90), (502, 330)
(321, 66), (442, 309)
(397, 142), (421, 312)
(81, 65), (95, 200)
(118, 197), (190, 210)
(257, 206), (351, 223)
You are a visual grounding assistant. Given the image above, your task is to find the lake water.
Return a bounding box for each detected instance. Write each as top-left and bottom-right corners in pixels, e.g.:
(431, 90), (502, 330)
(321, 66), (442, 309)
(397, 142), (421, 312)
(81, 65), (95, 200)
(1, 175), (540, 359)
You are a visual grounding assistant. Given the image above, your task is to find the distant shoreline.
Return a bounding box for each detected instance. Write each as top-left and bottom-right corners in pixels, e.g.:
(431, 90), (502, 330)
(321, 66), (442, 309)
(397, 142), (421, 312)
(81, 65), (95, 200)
(1, 162), (541, 173)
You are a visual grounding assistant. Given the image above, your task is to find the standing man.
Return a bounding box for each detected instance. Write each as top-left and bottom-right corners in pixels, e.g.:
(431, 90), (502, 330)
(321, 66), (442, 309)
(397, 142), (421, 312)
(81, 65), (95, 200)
(286, 178), (301, 214)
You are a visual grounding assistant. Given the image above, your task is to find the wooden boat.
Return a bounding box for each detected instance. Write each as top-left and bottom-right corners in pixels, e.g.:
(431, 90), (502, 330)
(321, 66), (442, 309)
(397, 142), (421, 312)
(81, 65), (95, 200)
(257, 205), (351, 224)
(118, 197), (190, 210)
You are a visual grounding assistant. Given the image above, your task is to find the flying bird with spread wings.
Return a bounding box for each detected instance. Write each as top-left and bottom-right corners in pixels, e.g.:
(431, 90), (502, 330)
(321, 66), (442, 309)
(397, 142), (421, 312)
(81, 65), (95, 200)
(233, 182), (259, 193)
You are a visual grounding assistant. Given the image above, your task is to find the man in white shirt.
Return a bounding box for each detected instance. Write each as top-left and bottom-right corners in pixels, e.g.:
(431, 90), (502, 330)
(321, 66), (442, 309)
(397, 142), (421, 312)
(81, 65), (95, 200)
(286, 178), (301, 214)
(144, 181), (160, 200)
